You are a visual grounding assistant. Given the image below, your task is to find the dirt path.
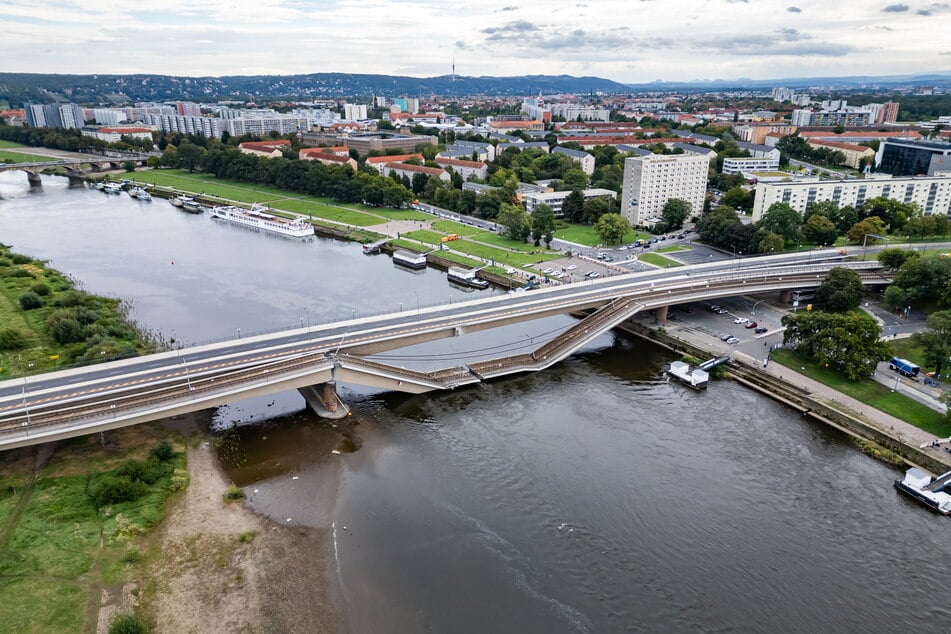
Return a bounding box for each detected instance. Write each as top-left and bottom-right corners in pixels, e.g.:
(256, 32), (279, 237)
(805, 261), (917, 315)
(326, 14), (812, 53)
(141, 441), (343, 633)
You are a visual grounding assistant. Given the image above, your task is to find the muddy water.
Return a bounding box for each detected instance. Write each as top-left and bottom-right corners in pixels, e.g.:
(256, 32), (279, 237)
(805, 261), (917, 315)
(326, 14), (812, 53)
(3, 174), (950, 633)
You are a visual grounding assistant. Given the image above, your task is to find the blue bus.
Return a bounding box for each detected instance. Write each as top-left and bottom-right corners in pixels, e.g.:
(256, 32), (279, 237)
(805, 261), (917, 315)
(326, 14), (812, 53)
(889, 357), (920, 378)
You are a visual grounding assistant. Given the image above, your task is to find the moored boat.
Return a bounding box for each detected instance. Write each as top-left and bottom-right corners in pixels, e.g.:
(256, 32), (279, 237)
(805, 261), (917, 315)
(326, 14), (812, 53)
(169, 195), (186, 208)
(102, 181), (123, 194)
(182, 198), (204, 214)
(392, 250), (428, 270)
(447, 266), (490, 289)
(209, 205), (312, 238)
(894, 467), (951, 515)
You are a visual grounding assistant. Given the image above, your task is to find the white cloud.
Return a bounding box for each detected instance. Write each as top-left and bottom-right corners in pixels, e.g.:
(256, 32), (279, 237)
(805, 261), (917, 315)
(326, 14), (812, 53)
(0, 0), (946, 82)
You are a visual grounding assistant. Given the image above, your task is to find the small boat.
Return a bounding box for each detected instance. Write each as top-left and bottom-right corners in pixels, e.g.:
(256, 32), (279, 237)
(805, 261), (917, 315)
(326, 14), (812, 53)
(182, 198), (204, 214)
(447, 267), (490, 289)
(94, 181), (105, 190)
(129, 186), (151, 201)
(894, 467), (951, 515)
(102, 181), (123, 194)
(169, 195), (185, 208)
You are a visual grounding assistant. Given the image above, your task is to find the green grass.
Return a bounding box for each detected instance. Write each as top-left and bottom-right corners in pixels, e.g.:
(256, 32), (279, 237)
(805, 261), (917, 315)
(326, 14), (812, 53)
(0, 439), (186, 634)
(771, 349), (950, 436)
(637, 253), (683, 268)
(0, 149), (42, 164)
(403, 230), (447, 245)
(268, 199), (381, 226)
(657, 245), (692, 253)
(141, 171), (288, 204)
(432, 220), (483, 235)
(468, 231), (552, 254)
(434, 251), (484, 268)
(552, 222), (648, 247)
(0, 140), (26, 148)
(449, 241), (561, 267)
(890, 338), (928, 369)
(369, 208), (431, 221)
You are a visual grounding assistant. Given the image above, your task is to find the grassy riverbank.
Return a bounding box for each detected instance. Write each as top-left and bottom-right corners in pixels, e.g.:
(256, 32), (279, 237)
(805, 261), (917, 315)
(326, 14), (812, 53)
(0, 245), (152, 379)
(770, 348), (950, 436)
(0, 428), (187, 633)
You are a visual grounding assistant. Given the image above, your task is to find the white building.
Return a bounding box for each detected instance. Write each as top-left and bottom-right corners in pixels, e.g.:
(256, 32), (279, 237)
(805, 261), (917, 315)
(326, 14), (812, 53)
(145, 114), (224, 138)
(722, 157), (780, 174)
(522, 188), (616, 215)
(89, 109), (127, 126)
(620, 151), (709, 225)
(343, 103), (368, 121)
(752, 173), (951, 220)
(549, 104), (611, 122)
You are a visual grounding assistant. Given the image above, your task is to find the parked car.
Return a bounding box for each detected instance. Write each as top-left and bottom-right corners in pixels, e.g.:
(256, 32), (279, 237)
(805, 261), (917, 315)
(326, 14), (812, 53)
(543, 267), (555, 274)
(708, 304), (720, 312)
(734, 317), (750, 324)
(719, 333), (733, 341)
(744, 321), (758, 329)
(726, 336), (740, 344)
(754, 327), (768, 334)
(504, 267), (516, 274)
(716, 308), (729, 315)
(565, 264), (577, 271)
(585, 271), (600, 278)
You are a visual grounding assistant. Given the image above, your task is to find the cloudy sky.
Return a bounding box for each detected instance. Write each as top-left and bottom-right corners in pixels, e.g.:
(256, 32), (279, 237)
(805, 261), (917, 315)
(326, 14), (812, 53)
(2, 0), (949, 82)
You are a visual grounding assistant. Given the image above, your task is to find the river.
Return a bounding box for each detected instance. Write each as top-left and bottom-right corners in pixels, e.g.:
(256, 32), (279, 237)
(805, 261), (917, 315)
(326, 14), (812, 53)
(2, 174), (949, 633)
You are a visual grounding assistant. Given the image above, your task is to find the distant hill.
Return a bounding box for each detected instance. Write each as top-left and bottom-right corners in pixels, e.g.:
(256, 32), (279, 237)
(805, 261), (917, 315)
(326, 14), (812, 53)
(0, 73), (629, 106)
(625, 72), (951, 92)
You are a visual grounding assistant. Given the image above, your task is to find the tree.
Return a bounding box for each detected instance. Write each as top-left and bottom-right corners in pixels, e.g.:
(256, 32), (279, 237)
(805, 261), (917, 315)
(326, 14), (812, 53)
(815, 267), (865, 312)
(561, 168), (589, 190)
(530, 204), (556, 247)
(595, 213), (630, 245)
(878, 248), (919, 271)
(846, 216), (887, 245)
(889, 255), (951, 308)
(782, 311), (891, 381)
(582, 196), (612, 224)
(661, 198), (690, 230)
(175, 141), (205, 172)
(754, 230), (785, 254)
(561, 190), (585, 224)
(720, 186), (752, 211)
(757, 202), (801, 244)
(801, 214), (838, 246)
(497, 203), (532, 243)
(912, 310), (951, 377)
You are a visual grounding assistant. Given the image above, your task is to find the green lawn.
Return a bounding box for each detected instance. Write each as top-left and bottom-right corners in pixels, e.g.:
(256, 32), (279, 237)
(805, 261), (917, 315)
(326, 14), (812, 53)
(0, 139), (26, 148)
(657, 245), (692, 253)
(449, 240), (561, 267)
(638, 253), (683, 268)
(552, 222), (648, 247)
(403, 229), (447, 244)
(268, 199), (382, 226)
(771, 349), (950, 436)
(369, 208), (431, 221)
(140, 170), (292, 203)
(890, 338), (928, 369)
(469, 231), (555, 254)
(432, 220), (483, 235)
(0, 149), (42, 163)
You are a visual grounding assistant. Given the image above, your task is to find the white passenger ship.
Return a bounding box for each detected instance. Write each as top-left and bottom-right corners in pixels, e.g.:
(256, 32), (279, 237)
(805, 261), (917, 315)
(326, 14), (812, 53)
(209, 205), (313, 238)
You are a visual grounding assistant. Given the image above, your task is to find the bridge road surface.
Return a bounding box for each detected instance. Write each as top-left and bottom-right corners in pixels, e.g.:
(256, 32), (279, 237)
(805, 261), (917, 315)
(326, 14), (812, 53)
(0, 254), (888, 433)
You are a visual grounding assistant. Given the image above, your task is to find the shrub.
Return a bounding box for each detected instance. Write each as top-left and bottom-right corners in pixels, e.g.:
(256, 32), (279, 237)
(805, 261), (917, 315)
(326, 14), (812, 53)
(90, 475), (147, 507)
(52, 290), (85, 307)
(50, 318), (84, 344)
(7, 268), (34, 278)
(75, 306), (100, 325)
(30, 282), (51, 296)
(238, 530), (257, 543)
(116, 460), (167, 485)
(223, 485), (246, 502)
(109, 614), (148, 634)
(18, 291), (43, 310)
(120, 549), (142, 564)
(10, 254), (31, 265)
(149, 440), (175, 462)
(0, 328), (27, 350)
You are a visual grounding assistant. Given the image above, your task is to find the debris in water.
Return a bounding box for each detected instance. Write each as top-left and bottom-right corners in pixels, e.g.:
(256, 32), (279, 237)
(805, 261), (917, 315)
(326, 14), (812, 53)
(331, 449), (341, 455)
(286, 518), (292, 522)
(292, 476), (299, 480)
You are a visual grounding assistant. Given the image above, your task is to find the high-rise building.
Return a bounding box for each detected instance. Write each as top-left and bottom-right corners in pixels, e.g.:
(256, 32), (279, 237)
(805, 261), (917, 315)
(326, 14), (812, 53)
(881, 101), (900, 124)
(343, 103), (368, 120)
(24, 103), (84, 129)
(176, 102), (202, 117)
(620, 151), (709, 225)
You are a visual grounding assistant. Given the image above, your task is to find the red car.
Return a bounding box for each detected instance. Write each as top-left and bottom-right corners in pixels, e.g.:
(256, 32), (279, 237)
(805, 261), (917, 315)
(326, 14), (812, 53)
(744, 321), (758, 329)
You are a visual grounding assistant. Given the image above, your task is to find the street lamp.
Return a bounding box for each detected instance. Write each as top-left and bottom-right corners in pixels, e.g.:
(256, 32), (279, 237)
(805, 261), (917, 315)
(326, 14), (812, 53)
(751, 299), (765, 315)
(862, 232), (889, 261)
(236, 327), (241, 338)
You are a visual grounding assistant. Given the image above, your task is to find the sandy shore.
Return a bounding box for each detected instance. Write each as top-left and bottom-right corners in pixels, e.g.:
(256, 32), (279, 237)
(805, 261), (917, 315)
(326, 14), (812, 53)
(142, 440), (344, 633)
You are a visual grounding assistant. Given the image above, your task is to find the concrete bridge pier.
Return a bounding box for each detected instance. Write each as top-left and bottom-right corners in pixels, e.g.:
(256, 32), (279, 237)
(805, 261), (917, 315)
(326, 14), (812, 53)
(65, 168), (86, 187)
(298, 381), (350, 420)
(655, 305), (669, 324)
(25, 170), (42, 188)
(779, 290), (792, 303)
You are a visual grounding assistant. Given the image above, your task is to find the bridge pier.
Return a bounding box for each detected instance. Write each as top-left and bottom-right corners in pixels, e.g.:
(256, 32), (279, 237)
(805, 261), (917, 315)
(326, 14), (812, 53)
(779, 289), (792, 304)
(25, 170), (42, 188)
(298, 381), (350, 420)
(655, 305), (669, 325)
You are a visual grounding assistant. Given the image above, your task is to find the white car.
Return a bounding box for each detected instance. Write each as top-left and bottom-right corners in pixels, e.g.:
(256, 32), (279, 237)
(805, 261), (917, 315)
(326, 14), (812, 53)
(543, 267), (555, 274)
(585, 271), (600, 278)
(734, 317), (749, 324)
(504, 267), (516, 275)
(565, 264), (577, 271)
(726, 336), (740, 344)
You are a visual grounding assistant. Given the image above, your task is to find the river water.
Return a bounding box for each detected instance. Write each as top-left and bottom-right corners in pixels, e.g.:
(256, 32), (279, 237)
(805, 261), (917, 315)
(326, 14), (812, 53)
(2, 174), (949, 633)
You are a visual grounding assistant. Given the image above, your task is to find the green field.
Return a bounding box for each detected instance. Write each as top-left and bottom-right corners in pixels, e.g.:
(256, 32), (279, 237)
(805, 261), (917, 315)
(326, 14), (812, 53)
(657, 245), (692, 253)
(0, 140), (26, 148)
(449, 240), (560, 267)
(771, 348), (949, 436)
(638, 253), (683, 268)
(0, 149), (42, 163)
(552, 222), (648, 247)
(403, 229), (447, 245)
(139, 171), (289, 204)
(469, 231), (555, 254)
(268, 199), (381, 226)
(0, 435), (186, 633)
(432, 220), (483, 235)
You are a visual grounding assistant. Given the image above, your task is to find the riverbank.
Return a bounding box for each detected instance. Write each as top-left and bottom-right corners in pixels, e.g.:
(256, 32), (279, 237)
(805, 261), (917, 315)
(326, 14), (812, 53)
(618, 318), (951, 473)
(138, 422), (342, 633)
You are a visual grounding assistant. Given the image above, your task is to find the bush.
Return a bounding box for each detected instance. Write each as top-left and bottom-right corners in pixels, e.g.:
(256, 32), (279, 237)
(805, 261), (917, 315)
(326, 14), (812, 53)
(6, 268), (35, 278)
(10, 254), (32, 264)
(0, 328), (27, 350)
(52, 290), (85, 307)
(116, 460), (167, 485)
(75, 306), (100, 325)
(18, 291), (43, 310)
(224, 485), (246, 502)
(109, 614), (148, 634)
(30, 282), (51, 296)
(149, 440), (175, 462)
(238, 530), (257, 543)
(90, 475), (147, 507)
(50, 318), (84, 344)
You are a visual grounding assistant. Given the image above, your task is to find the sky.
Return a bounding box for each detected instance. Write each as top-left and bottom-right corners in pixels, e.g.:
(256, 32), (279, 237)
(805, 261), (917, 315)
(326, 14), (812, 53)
(2, 0), (949, 83)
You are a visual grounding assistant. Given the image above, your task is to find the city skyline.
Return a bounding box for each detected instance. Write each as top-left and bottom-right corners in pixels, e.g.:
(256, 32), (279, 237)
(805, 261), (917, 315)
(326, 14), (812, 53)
(2, 0), (949, 83)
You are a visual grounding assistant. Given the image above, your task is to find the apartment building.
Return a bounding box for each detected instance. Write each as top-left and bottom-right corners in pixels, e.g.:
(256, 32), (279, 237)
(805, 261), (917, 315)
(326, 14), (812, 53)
(752, 174), (951, 220)
(805, 140), (875, 169)
(620, 151), (709, 224)
(522, 188), (616, 215)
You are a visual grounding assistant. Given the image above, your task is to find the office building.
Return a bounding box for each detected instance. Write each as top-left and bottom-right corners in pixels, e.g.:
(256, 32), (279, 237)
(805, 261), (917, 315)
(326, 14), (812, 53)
(876, 138), (951, 176)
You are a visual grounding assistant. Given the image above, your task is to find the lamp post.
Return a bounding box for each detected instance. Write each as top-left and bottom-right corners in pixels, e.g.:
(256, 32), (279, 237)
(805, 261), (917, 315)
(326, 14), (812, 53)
(236, 327), (241, 339)
(751, 299), (765, 315)
(862, 232), (889, 261)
